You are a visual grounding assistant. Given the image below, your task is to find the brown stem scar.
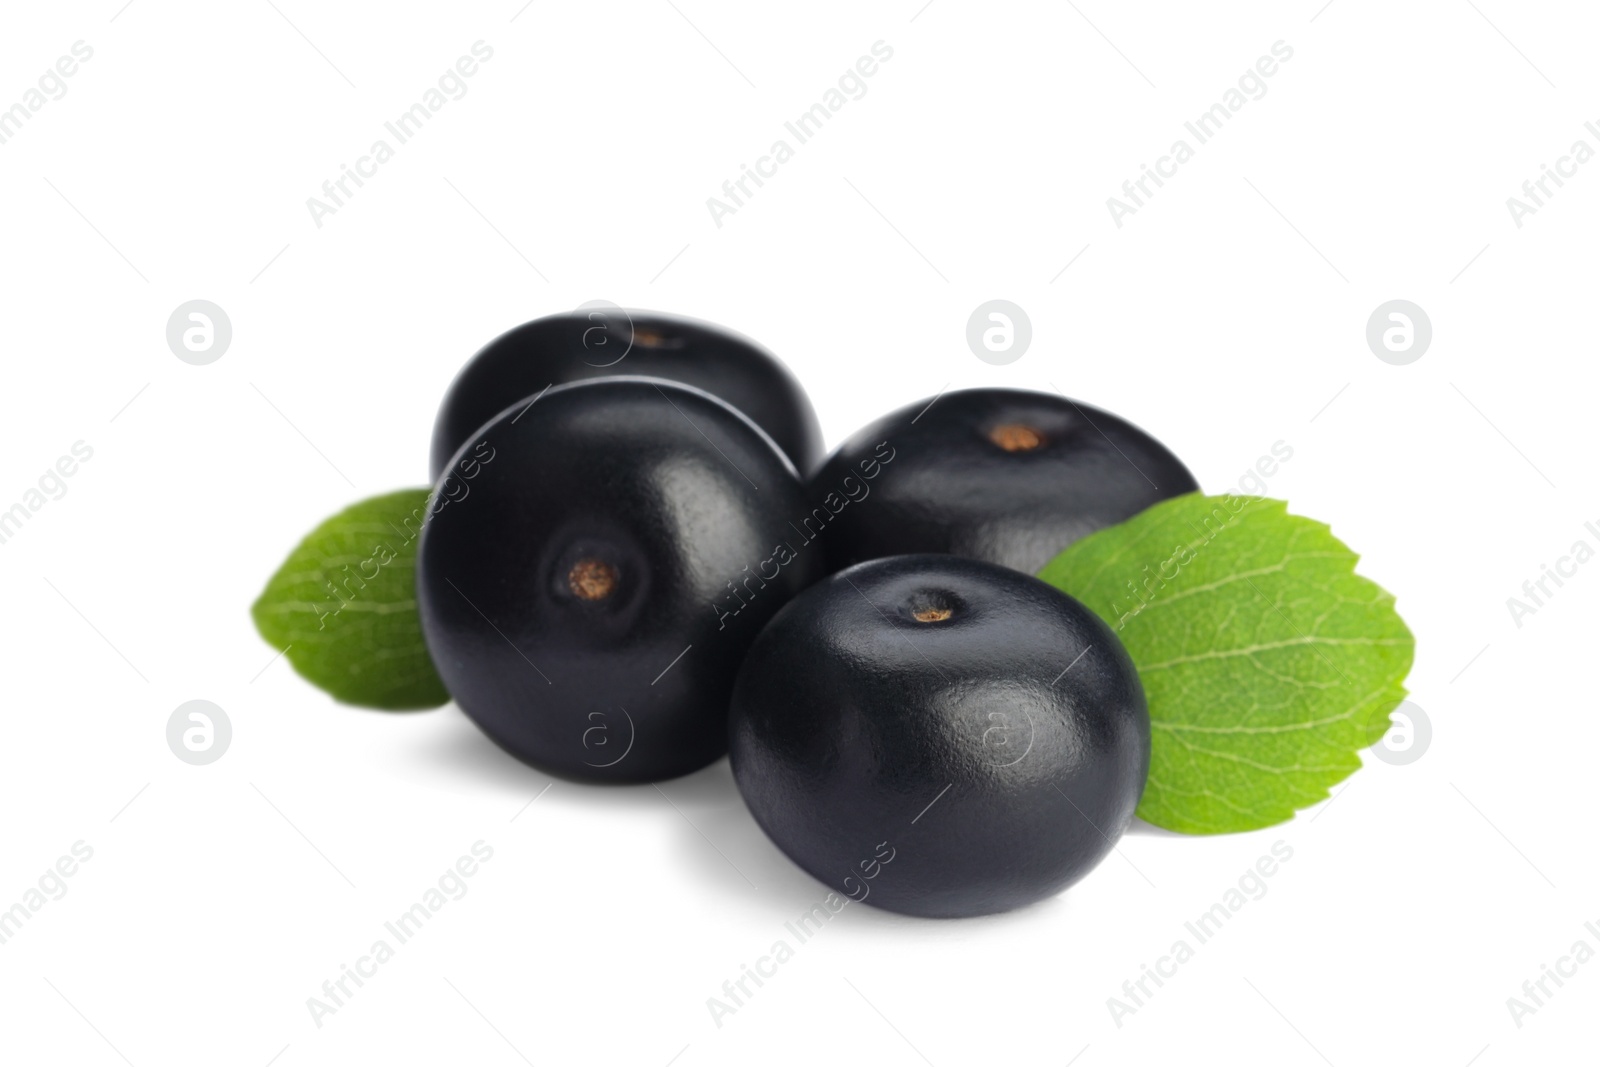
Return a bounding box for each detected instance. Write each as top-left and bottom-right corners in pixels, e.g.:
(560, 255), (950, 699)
(568, 559), (618, 601)
(989, 424), (1044, 452)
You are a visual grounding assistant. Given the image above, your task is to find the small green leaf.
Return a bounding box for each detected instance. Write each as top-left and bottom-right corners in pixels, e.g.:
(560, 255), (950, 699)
(252, 489), (448, 710)
(1038, 494), (1414, 834)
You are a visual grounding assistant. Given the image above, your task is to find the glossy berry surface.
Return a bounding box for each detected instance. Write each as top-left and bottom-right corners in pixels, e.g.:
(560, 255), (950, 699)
(807, 388), (1198, 575)
(729, 554), (1150, 918)
(429, 309), (824, 481)
(418, 377), (824, 783)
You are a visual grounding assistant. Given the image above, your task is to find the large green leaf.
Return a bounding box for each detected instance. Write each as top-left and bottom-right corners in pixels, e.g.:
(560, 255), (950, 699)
(252, 489), (448, 710)
(1039, 494), (1413, 834)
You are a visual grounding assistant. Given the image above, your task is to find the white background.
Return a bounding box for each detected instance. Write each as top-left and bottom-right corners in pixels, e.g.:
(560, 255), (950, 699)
(1, 1), (1595, 1064)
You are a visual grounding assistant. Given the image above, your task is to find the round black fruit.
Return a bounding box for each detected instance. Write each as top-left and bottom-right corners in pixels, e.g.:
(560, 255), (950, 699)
(808, 388), (1197, 575)
(729, 554), (1150, 918)
(417, 377), (825, 783)
(429, 309), (824, 482)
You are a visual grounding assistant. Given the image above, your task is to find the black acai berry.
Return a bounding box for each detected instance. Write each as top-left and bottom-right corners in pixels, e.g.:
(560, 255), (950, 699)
(417, 377), (824, 783)
(429, 309), (824, 482)
(806, 388), (1198, 575)
(729, 554), (1150, 918)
